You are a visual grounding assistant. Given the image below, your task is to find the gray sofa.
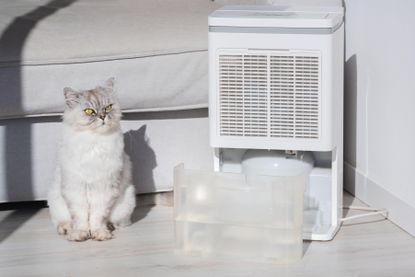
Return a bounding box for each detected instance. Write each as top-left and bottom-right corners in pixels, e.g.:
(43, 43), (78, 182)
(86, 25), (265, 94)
(0, 0), (222, 202)
(0, 0), (344, 202)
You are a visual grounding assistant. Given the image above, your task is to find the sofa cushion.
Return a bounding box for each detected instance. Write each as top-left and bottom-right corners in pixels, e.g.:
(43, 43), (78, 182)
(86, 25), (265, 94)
(0, 0), (221, 119)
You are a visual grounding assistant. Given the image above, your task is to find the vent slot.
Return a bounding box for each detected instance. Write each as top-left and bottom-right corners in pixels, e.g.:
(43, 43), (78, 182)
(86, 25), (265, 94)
(218, 51), (320, 140)
(219, 54), (268, 137)
(270, 55), (320, 139)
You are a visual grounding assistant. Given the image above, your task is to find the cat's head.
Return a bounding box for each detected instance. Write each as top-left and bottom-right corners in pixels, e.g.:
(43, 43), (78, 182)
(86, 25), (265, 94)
(62, 78), (122, 133)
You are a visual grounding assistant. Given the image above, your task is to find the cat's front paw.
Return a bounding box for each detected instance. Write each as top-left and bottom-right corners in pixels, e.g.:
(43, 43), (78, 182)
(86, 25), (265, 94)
(66, 230), (90, 241)
(57, 222), (71, 235)
(91, 228), (113, 241)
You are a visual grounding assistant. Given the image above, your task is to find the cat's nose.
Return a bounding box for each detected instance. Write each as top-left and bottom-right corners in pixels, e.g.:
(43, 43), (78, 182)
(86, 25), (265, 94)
(99, 114), (106, 120)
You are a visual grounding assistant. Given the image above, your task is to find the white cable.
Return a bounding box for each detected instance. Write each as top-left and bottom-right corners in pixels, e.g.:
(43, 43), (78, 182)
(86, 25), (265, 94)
(344, 205), (382, 212)
(341, 206), (388, 222)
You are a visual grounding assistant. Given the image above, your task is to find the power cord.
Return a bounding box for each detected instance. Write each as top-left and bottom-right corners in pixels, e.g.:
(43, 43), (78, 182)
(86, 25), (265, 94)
(341, 206), (388, 222)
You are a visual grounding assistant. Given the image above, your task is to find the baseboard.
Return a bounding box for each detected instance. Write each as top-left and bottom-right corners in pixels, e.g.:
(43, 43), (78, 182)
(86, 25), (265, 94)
(136, 191), (173, 207)
(344, 162), (415, 237)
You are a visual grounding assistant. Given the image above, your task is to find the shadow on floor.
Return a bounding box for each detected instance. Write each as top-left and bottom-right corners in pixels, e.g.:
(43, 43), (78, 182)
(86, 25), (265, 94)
(131, 205), (153, 224)
(303, 240), (312, 256)
(0, 201), (46, 243)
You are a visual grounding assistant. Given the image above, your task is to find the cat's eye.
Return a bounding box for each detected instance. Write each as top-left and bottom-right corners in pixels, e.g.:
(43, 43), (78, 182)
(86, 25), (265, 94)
(84, 108), (96, 116)
(105, 104), (113, 112)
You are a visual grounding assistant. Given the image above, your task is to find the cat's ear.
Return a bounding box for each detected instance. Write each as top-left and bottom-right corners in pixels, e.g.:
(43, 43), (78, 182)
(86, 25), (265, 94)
(63, 87), (80, 109)
(105, 77), (115, 90)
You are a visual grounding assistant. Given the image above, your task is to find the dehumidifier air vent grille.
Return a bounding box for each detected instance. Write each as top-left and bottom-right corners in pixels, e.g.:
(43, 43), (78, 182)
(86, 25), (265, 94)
(219, 54), (268, 137)
(218, 51), (320, 140)
(270, 55), (320, 139)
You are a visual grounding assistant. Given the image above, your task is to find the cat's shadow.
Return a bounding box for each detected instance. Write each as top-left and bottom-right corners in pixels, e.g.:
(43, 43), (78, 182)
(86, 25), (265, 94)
(123, 125), (157, 223)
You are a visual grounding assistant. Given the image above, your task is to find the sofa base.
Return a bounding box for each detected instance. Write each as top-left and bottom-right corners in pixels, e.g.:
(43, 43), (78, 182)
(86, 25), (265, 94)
(0, 109), (212, 202)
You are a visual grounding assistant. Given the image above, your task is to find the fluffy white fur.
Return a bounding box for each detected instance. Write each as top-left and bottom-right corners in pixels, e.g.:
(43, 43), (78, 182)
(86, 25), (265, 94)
(47, 78), (136, 241)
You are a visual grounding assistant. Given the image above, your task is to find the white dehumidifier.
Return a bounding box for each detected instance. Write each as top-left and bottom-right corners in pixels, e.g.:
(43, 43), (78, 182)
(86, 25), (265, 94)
(208, 5), (344, 240)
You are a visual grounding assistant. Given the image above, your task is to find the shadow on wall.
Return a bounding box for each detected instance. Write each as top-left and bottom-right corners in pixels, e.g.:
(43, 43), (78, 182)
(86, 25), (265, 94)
(344, 54), (357, 195)
(0, 120), (34, 201)
(124, 125), (157, 223)
(0, 0), (77, 200)
(342, 1), (359, 196)
(0, 0), (77, 242)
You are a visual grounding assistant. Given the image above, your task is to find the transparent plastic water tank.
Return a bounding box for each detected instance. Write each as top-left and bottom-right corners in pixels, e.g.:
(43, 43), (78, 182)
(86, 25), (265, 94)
(174, 163), (305, 264)
(220, 149), (334, 239)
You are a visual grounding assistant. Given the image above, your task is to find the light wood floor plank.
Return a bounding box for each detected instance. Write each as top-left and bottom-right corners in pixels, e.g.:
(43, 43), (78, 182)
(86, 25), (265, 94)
(0, 193), (414, 277)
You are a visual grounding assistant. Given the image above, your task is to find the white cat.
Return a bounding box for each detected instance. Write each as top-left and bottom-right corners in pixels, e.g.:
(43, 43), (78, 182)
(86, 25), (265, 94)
(47, 78), (136, 241)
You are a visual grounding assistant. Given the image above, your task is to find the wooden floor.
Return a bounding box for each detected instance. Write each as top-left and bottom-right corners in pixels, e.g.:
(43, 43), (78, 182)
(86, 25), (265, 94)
(0, 192), (414, 277)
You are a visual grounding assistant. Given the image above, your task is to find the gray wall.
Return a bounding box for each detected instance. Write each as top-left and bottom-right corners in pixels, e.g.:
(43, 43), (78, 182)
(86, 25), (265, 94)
(344, 0), (415, 236)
